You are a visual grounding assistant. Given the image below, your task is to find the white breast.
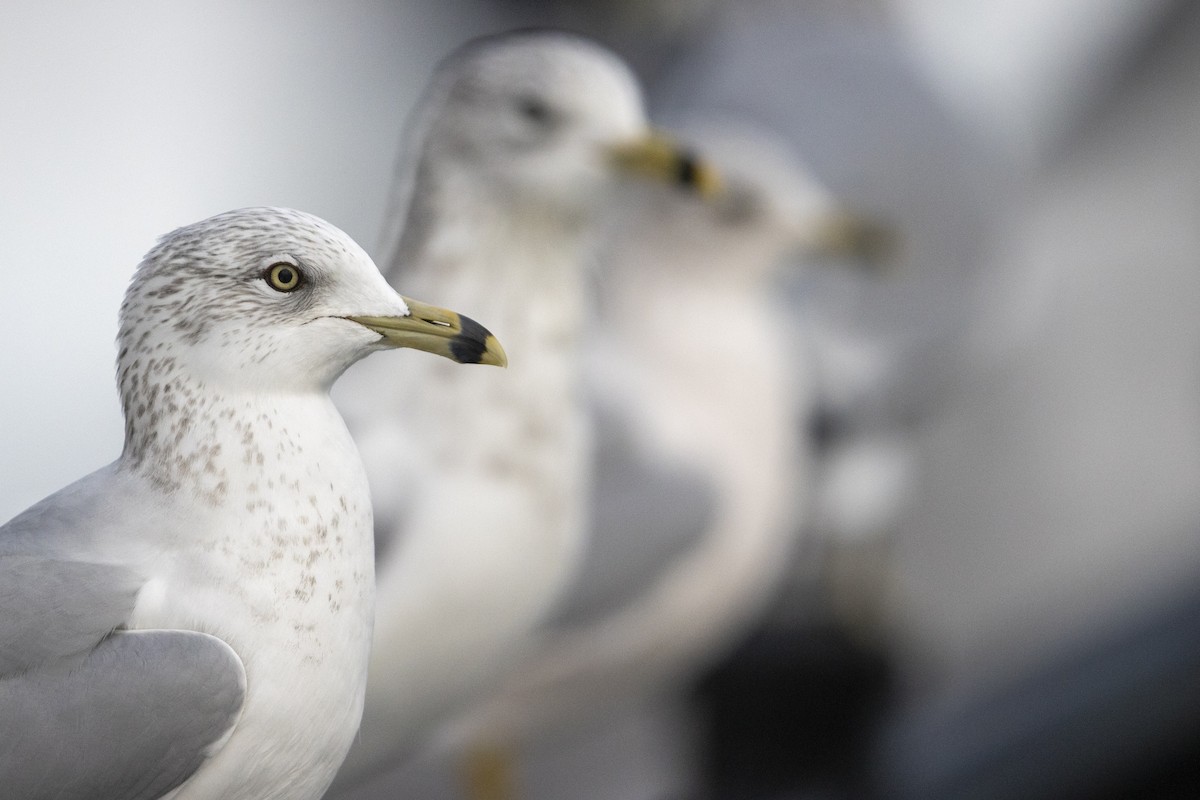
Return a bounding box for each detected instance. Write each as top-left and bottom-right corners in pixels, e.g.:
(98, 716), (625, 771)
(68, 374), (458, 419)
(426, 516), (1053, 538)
(127, 392), (376, 800)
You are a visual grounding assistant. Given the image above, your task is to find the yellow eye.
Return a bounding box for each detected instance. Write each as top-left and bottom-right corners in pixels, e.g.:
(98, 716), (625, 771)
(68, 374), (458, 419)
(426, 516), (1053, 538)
(265, 262), (303, 292)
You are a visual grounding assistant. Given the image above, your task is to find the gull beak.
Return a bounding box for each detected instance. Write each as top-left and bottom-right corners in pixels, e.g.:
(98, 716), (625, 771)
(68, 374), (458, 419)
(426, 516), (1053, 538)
(609, 131), (722, 197)
(347, 298), (507, 367)
(796, 211), (900, 270)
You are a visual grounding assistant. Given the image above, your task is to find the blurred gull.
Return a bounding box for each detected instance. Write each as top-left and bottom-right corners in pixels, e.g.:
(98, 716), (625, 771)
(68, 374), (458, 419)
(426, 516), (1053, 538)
(0, 207), (504, 800)
(443, 121), (863, 795)
(328, 31), (717, 795)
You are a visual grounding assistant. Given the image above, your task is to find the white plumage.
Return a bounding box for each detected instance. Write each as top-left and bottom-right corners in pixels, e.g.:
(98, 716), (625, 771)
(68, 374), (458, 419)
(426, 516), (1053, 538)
(440, 123), (843, 796)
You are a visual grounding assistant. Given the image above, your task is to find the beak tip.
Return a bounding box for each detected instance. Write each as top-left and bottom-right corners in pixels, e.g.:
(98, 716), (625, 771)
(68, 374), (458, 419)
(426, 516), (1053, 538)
(450, 316), (508, 368)
(483, 337), (508, 368)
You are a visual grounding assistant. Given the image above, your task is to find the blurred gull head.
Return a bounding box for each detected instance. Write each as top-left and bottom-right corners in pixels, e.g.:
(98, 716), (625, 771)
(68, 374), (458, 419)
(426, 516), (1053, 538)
(410, 31), (719, 216)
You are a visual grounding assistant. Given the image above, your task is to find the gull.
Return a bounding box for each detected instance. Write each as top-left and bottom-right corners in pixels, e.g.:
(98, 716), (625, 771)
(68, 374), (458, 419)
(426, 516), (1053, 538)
(0, 207), (504, 800)
(327, 31), (718, 795)
(441, 121), (873, 798)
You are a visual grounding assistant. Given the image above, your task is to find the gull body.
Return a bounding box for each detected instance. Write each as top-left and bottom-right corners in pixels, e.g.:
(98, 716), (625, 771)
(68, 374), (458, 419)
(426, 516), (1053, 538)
(451, 125), (839, 780)
(0, 207), (503, 800)
(329, 31), (716, 794)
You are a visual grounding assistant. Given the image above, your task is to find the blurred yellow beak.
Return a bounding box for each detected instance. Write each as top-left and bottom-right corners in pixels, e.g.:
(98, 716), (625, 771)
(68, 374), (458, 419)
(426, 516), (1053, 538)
(803, 211), (900, 268)
(609, 132), (722, 198)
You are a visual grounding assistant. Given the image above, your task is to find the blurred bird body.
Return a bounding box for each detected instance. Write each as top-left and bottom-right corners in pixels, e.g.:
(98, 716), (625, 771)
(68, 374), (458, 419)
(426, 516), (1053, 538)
(446, 124), (833, 780)
(341, 172), (595, 774)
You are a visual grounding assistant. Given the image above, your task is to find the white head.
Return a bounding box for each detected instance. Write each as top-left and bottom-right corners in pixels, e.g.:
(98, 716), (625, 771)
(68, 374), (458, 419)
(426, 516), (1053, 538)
(116, 208), (504, 453)
(421, 32), (641, 208)
(405, 31), (719, 217)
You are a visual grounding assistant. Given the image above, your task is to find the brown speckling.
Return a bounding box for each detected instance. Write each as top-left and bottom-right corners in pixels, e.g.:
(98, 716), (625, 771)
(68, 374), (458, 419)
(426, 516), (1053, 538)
(294, 573), (317, 601)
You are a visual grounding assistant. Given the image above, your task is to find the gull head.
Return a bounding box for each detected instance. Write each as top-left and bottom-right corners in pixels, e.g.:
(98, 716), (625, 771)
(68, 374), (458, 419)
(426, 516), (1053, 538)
(695, 121), (899, 269)
(609, 120), (895, 282)
(417, 31), (719, 213)
(117, 207), (505, 402)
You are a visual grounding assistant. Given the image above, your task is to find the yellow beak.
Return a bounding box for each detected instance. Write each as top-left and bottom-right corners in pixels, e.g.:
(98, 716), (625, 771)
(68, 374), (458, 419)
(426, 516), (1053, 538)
(801, 211), (900, 268)
(609, 132), (722, 198)
(347, 297), (507, 367)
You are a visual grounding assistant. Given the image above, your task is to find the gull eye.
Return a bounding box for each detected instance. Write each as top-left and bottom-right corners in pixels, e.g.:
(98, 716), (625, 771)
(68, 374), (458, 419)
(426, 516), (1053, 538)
(265, 262), (303, 293)
(515, 95), (553, 126)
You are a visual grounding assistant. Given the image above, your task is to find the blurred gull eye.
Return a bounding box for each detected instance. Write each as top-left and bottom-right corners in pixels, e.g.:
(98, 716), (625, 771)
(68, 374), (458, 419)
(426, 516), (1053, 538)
(265, 262), (303, 293)
(516, 95), (554, 125)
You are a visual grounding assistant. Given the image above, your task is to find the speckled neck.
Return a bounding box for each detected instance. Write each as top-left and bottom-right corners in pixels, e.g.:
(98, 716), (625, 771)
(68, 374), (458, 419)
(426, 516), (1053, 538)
(115, 348), (348, 515)
(117, 344), (218, 491)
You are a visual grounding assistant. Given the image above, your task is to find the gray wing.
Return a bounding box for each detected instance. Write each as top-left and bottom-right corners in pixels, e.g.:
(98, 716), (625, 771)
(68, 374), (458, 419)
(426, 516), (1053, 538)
(0, 556), (141, 676)
(549, 406), (717, 628)
(1, 628), (246, 800)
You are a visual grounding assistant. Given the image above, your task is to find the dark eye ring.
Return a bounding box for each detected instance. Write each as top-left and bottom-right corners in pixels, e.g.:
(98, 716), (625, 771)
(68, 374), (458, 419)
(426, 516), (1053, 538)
(516, 96), (553, 125)
(265, 262), (303, 292)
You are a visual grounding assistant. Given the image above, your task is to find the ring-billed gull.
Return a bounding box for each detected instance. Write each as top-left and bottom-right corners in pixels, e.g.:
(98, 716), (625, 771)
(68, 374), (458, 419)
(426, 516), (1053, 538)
(327, 31), (718, 795)
(439, 122), (875, 799)
(0, 207), (504, 800)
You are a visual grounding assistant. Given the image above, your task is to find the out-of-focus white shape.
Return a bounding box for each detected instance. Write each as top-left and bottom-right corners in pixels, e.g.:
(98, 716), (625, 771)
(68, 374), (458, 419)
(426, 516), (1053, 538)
(816, 434), (916, 544)
(882, 0), (1175, 157)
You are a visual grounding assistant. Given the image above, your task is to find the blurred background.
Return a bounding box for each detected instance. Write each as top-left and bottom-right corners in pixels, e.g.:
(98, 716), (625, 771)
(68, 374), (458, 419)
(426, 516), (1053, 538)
(2, 1), (1198, 798)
